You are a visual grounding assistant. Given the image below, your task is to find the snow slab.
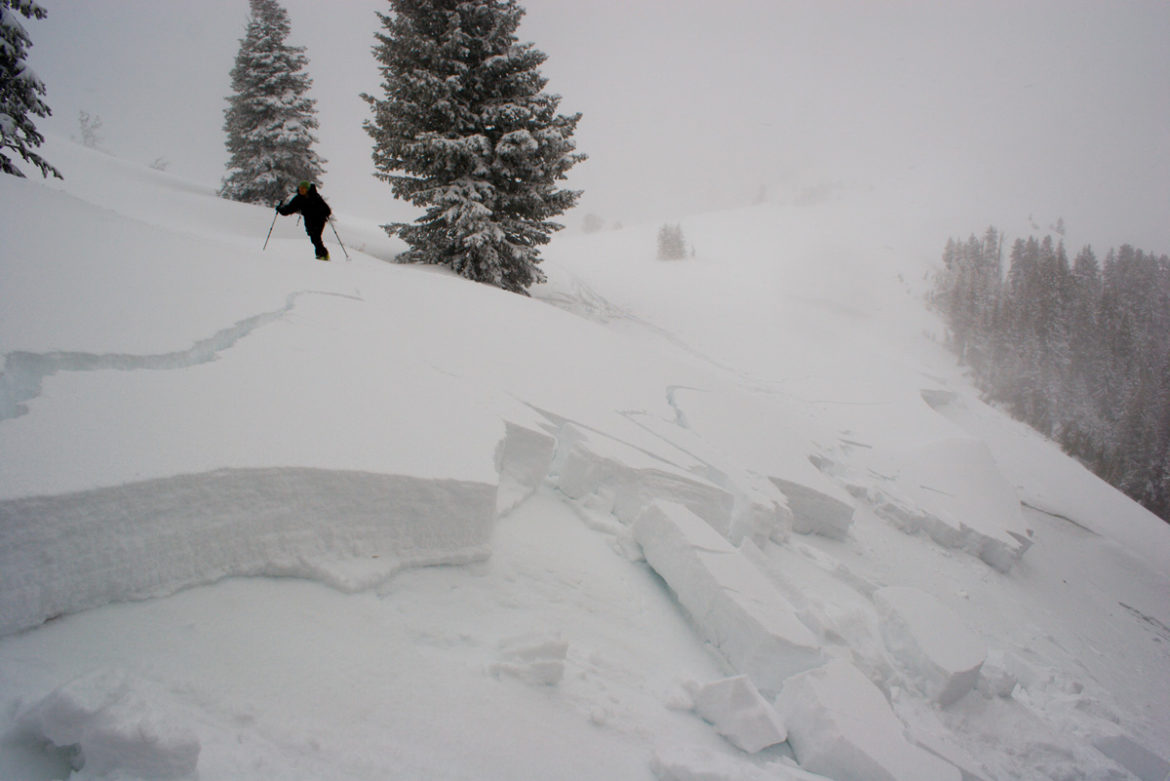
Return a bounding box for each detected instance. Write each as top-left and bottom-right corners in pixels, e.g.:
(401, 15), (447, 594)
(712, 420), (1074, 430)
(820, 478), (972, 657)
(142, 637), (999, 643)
(552, 422), (736, 533)
(690, 674), (787, 753)
(0, 468), (495, 637)
(923, 387), (1170, 577)
(775, 659), (962, 781)
(623, 409), (794, 546)
(873, 586), (987, 706)
(634, 501), (822, 696)
(864, 437), (1032, 571)
(665, 386), (855, 541)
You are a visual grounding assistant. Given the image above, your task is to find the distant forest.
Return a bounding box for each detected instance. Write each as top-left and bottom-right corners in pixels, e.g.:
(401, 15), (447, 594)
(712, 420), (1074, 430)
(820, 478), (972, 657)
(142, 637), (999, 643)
(932, 228), (1170, 523)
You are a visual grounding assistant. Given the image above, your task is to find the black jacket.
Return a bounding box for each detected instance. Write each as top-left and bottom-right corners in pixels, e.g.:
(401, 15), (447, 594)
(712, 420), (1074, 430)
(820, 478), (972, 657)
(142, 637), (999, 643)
(279, 185), (331, 226)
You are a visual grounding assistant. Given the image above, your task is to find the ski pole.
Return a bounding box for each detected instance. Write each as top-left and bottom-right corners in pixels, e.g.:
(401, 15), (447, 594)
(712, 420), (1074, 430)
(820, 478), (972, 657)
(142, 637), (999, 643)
(262, 208), (279, 250)
(329, 218), (351, 261)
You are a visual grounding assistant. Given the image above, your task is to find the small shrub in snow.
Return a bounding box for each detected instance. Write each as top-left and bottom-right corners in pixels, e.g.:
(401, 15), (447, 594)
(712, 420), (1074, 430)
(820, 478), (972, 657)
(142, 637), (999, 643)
(78, 110), (102, 149)
(657, 223), (687, 260)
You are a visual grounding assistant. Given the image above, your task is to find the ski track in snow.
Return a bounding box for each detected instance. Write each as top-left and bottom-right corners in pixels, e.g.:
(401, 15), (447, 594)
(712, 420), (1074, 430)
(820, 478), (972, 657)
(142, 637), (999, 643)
(0, 289), (362, 422)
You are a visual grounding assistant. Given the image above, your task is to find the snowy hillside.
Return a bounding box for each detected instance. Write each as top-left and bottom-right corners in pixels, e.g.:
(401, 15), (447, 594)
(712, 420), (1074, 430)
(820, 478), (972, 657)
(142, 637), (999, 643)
(2, 138), (1169, 781)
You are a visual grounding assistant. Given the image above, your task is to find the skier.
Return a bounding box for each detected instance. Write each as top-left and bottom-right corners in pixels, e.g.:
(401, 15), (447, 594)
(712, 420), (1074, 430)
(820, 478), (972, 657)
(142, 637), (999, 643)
(276, 181), (332, 260)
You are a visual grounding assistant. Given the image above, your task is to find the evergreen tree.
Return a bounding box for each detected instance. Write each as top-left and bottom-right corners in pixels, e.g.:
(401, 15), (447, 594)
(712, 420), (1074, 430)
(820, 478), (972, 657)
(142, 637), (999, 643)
(220, 0), (325, 205)
(657, 223), (687, 260)
(1062, 246), (1106, 457)
(0, 0), (60, 179)
(363, 0), (585, 294)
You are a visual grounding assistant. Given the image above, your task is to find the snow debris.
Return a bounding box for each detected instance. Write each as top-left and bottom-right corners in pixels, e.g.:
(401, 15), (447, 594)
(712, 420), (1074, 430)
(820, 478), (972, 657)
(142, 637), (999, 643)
(689, 675), (787, 753)
(489, 632), (569, 686)
(774, 659), (962, 781)
(634, 501), (822, 696)
(19, 669), (200, 780)
(873, 586), (987, 706)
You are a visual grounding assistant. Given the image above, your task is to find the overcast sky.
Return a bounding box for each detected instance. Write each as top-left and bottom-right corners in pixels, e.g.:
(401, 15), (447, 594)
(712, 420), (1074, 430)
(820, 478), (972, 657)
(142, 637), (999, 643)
(26, 0), (1170, 252)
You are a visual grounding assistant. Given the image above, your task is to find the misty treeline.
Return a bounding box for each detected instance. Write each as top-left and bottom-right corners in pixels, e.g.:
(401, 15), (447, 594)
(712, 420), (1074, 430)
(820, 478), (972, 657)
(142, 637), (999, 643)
(932, 228), (1170, 522)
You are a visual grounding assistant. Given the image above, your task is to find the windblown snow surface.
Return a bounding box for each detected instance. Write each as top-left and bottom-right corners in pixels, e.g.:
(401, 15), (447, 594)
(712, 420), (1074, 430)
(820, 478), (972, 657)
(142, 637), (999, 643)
(1, 138), (1168, 781)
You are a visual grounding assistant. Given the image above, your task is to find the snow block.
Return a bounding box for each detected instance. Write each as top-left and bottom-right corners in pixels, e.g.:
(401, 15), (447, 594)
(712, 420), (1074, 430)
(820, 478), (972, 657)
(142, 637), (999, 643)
(489, 633), (569, 686)
(874, 586), (986, 706)
(553, 424), (735, 533)
(728, 487), (793, 548)
(769, 476), (854, 540)
(21, 669), (200, 779)
(775, 660), (962, 781)
(1092, 734), (1170, 781)
(691, 675), (787, 753)
(0, 468), (496, 636)
(975, 649), (1018, 698)
(634, 502), (822, 696)
(494, 420), (557, 515)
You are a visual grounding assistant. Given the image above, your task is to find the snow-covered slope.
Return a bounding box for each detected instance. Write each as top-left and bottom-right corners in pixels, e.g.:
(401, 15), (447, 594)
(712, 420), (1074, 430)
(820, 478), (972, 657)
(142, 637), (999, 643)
(1, 139), (1168, 781)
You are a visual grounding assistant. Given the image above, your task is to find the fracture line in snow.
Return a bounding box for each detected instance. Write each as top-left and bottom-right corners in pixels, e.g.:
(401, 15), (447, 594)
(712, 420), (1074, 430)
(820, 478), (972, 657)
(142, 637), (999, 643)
(0, 290), (361, 422)
(665, 384), (705, 429)
(538, 272), (773, 386)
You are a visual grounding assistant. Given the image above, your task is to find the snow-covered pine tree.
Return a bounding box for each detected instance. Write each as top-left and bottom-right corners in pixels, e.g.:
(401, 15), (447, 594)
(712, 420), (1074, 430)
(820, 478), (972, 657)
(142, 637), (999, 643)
(219, 0), (324, 205)
(657, 223), (687, 260)
(363, 0), (585, 294)
(0, 0), (60, 179)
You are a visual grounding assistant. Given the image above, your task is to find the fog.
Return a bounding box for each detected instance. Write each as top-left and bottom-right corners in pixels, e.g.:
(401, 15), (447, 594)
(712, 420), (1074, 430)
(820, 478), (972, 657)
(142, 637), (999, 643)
(26, 0), (1170, 251)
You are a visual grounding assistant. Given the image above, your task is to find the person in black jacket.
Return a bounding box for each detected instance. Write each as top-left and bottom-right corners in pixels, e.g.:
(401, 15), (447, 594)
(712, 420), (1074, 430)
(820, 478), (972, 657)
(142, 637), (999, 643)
(277, 181), (332, 260)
